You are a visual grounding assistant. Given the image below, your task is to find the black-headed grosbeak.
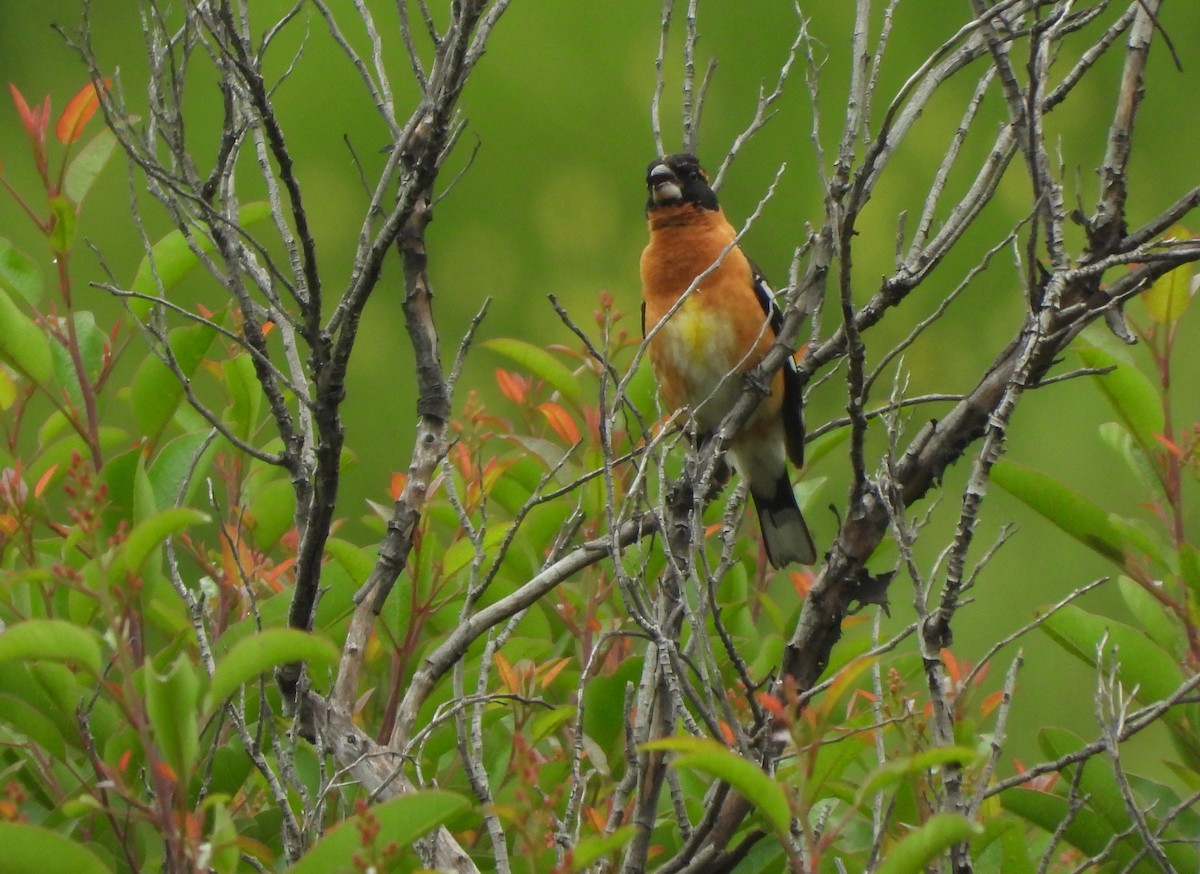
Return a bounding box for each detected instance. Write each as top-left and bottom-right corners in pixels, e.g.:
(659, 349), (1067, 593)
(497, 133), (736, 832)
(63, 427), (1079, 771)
(640, 153), (816, 567)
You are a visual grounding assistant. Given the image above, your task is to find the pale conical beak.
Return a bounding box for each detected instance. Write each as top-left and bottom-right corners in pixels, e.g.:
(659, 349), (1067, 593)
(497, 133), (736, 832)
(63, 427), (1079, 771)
(648, 163), (683, 204)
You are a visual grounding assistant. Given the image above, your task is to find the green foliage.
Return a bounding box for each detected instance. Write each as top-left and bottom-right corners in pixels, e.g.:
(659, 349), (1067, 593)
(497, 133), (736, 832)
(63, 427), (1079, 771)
(995, 258), (1200, 868)
(1, 16), (1197, 872)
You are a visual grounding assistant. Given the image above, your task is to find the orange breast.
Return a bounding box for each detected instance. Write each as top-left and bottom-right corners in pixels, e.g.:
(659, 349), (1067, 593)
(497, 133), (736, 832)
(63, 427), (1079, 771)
(640, 212), (783, 428)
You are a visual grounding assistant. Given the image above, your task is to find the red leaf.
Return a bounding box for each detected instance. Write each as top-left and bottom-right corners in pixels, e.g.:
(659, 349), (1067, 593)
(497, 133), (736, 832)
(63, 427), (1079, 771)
(538, 402), (580, 445)
(55, 79), (107, 144)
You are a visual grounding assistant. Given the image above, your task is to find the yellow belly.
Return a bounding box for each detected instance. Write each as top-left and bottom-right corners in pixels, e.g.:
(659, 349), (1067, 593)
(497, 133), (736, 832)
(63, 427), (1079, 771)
(649, 297), (745, 431)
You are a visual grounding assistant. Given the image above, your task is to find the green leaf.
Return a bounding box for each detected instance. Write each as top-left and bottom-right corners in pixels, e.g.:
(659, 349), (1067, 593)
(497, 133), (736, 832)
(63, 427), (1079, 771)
(1117, 575), (1186, 660)
(325, 538), (375, 587)
(531, 704), (576, 744)
(130, 319), (220, 446)
(1041, 604), (1199, 770)
(129, 202), (272, 319)
(0, 619), (103, 675)
(145, 653), (201, 777)
(1038, 727), (1132, 833)
(205, 800), (241, 874)
(50, 311), (106, 410)
(441, 522), (516, 580)
(582, 657), (642, 756)
(484, 337), (583, 408)
(285, 791), (469, 873)
(644, 736), (792, 839)
(875, 813), (981, 874)
(0, 237), (43, 305)
(0, 692), (69, 759)
(1001, 789), (1146, 871)
(246, 475), (296, 550)
(222, 352), (261, 443)
(1077, 343), (1164, 462)
(0, 823), (113, 874)
(571, 826), (637, 870)
(1141, 256), (1194, 324)
(205, 629), (339, 713)
(1097, 421), (1160, 495)
(0, 366), (15, 410)
(148, 430), (218, 511)
(1032, 731), (1200, 873)
(992, 460), (1126, 566)
(973, 815), (1035, 874)
(803, 426), (848, 469)
(1181, 545), (1200, 599)
(0, 287), (53, 383)
(108, 507), (210, 585)
(63, 127), (118, 205)
(1042, 605), (1187, 704)
(860, 746), (981, 798)
(47, 196), (78, 254)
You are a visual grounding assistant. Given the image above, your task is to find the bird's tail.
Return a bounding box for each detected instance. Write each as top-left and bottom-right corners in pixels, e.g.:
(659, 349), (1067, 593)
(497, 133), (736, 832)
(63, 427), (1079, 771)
(751, 477), (817, 568)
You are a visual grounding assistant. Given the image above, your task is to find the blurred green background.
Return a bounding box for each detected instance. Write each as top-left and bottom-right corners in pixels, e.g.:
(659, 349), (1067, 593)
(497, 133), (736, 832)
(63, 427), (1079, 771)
(2, 1), (1197, 772)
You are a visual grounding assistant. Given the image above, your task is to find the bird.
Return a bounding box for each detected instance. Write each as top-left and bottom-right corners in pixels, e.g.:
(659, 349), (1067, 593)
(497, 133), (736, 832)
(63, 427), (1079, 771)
(639, 153), (816, 568)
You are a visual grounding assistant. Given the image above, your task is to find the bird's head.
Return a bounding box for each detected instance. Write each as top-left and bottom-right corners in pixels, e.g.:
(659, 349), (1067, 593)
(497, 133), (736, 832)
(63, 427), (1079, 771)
(645, 153), (719, 213)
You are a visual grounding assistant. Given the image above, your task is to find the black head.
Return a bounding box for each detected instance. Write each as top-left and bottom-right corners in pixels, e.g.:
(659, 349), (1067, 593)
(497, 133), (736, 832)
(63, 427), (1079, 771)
(645, 153), (719, 212)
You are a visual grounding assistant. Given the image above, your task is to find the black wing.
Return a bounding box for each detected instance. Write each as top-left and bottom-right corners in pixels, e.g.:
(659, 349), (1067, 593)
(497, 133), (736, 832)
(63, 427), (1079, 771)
(749, 259), (805, 468)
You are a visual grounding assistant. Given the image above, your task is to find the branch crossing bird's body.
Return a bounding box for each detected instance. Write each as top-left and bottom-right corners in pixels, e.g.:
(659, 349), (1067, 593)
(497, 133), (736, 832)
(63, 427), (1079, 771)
(640, 153), (816, 567)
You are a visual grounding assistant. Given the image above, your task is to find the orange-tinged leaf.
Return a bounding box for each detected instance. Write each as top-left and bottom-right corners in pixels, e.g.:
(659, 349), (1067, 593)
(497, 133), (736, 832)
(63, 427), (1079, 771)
(0, 515), (17, 535)
(583, 806), (606, 833)
(8, 84), (38, 138)
(538, 402), (580, 445)
(33, 464), (57, 498)
(757, 692), (784, 717)
(155, 760), (178, 785)
(941, 648), (960, 684)
(845, 688), (877, 720)
(55, 79), (107, 144)
(980, 690), (1004, 718)
(494, 652), (518, 693)
(718, 721), (736, 744)
(495, 368), (527, 404)
(390, 472), (407, 501)
(790, 569), (814, 598)
(1155, 432), (1184, 458)
(538, 656), (571, 689)
(453, 441), (473, 481)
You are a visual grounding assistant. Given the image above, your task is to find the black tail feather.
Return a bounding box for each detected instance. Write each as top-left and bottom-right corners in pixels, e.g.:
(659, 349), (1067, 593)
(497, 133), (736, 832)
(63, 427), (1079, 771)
(752, 477), (817, 568)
